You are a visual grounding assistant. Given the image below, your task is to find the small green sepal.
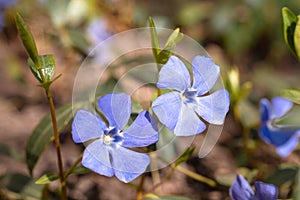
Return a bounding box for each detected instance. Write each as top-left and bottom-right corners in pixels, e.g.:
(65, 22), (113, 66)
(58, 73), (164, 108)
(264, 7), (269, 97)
(35, 173), (59, 184)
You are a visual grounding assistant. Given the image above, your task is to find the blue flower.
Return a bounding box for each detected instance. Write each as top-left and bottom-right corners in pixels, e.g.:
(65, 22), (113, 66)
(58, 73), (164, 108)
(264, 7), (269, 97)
(229, 174), (278, 200)
(72, 93), (159, 183)
(87, 19), (111, 48)
(151, 55), (230, 136)
(259, 97), (300, 157)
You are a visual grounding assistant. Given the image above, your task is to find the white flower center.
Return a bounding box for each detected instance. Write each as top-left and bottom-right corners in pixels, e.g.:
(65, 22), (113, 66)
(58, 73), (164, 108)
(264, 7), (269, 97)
(103, 134), (113, 144)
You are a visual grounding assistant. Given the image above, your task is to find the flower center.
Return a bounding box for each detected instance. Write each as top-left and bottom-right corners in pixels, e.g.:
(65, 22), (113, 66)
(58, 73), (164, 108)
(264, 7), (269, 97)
(183, 89), (197, 104)
(102, 126), (123, 145)
(103, 134), (113, 144)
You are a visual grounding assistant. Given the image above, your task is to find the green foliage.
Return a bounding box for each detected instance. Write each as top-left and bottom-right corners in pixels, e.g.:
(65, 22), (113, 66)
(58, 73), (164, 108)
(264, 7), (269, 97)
(28, 55), (56, 84)
(149, 17), (160, 64)
(15, 13), (39, 66)
(26, 104), (73, 175)
(35, 173), (59, 185)
(173, 147), (195, 167)
(15, 13), (61, 87)
(0, 143), (23, 162)
(293, 167), (300, 200)
(265, 164), (298, 187)
(282, 7), (299, 59)
(295, 15), (300, 60)
(67, 166), (90, 176)
(158, 28), (183, 64)
(281, 89), (300, 104)
(149, 17), (183, 65)
(0, 173), (44, 199)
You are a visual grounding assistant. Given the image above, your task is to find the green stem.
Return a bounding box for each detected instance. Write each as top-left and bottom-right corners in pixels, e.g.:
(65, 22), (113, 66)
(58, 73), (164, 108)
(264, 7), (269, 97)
(175, 165), (216, 187)
(45, 88), (66, 200)
(64, 154), (83, 179)
(148, 166), (175, 193)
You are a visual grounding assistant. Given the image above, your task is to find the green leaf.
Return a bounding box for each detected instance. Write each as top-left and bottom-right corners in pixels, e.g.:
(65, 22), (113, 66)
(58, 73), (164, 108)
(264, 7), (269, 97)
(281, 89), (300, 104)
(28, 55), (56, 83)
(293, 167), (300, 200)
(38, 55), (55, 82)
(35, 173), (59, 184)
(68, 166), (90, 175)
(282, 7), (298, 58)
(164, 28), (183, 51)
(294, 15), (300, 60)
(265, 164), (298, 187)
(158, 28), (183, 64)
(149, 17), (161, 63)
(0, 143), (23, 162)
(28, 58), (42, 83)
(174, 147), (195, 167)
(26, 104), (73, 175)
(15, 13), (39, 66)
(0, 173), (43, 199)
(143, 193), (192, 200)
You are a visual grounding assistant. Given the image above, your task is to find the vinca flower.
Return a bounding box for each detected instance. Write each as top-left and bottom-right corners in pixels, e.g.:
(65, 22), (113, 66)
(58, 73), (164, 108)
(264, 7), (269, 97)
(229, 174), (278, 200)
(259, 97), (300, 157)
(72, 93), (158, 183)
(87, 19), (110, 48)
(151, 55), (230, 136)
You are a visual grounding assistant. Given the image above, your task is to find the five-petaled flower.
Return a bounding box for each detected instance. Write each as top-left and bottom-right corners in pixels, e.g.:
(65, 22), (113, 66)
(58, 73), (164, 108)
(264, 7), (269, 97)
(151, 55), (230, 136)
(72, 93), (159, 183)
(259, 97), (300, 157)
(229, 174), (278, 200)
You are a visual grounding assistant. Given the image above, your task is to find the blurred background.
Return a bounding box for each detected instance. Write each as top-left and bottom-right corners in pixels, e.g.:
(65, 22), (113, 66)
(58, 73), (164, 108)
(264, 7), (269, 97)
(1, 0), (300, 199)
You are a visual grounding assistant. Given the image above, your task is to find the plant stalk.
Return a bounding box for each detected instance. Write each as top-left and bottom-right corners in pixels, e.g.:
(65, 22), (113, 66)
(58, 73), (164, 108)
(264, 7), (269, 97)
(175, 165), (216, 187)
(45, 88), (67, 200)
(136, 173), (146, 200)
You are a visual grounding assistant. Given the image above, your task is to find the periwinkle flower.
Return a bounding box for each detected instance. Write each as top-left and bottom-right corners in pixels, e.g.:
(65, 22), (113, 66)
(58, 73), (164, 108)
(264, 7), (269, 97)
(87, 19), (111, 47)
(259, 97), (300, 157)
(72, 93), (158, 183)
(229, 174), (278, 200)
(151, 55), (230, 136)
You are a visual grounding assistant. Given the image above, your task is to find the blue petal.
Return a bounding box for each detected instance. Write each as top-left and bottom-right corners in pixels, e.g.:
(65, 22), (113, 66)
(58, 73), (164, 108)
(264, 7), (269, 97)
(98, 93), (131, 130)
(229, 174), (254, 200)
(194, 89), (230, 125)
(276, 132), (300, 157)
(174, 104), (206, 136)
(122, 111), (159, 148)
(271, 97), (293, 119)
(260, 98), (271, 122)
(82, 140), (114, 177)
(157, 56), (191, 92)
(151, 92), (182, 130)
(110, 146), (150, 183)
(191, 56), (220, 95)
(72, 110), (106, 143)
(259, 125), (300, 157)
(254, 181), (278, 200)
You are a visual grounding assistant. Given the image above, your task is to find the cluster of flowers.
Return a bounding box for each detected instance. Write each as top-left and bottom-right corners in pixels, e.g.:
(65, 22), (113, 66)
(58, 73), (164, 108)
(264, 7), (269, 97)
(71, 55), (230, 182)
(72, 54), (299, 197)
